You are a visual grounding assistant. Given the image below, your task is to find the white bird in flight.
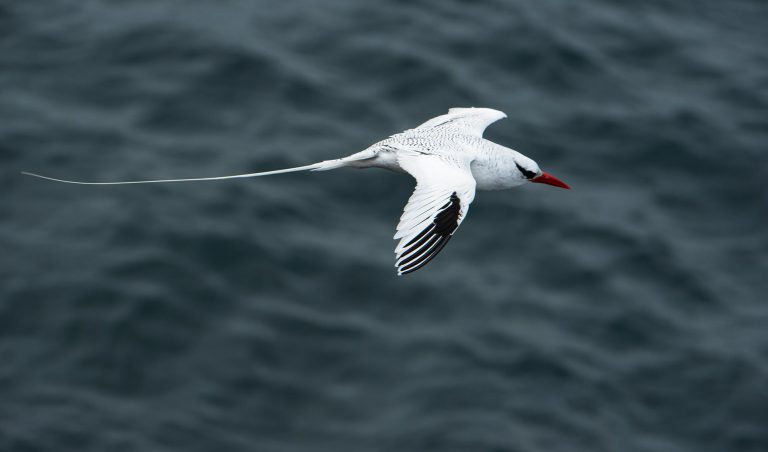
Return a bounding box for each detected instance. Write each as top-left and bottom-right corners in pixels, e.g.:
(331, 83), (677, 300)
(24, 107), (569, 275)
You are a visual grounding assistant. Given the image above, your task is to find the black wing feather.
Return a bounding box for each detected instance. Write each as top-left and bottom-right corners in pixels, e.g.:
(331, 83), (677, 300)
(397, 192), (462, 275)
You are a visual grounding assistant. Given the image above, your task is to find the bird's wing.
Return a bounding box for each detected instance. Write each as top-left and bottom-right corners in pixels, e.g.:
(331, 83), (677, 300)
(414, 107), (507, 137)
(394, 154), (477, 275)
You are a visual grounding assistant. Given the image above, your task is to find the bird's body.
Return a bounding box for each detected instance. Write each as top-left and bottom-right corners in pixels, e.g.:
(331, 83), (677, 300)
(319, 108), (531, 189)
(23, 107), (570, 275)
(349, 126), (527, 190)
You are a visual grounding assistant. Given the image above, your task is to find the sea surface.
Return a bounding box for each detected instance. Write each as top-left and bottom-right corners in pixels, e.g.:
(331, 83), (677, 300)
(2, 1), (767, 451)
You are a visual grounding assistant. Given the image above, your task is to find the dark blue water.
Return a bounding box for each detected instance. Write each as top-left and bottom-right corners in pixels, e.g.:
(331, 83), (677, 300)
(3, 1), (768, 451)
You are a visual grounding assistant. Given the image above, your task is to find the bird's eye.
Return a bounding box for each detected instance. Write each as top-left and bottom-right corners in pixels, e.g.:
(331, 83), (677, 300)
(516, 163), (537, 179)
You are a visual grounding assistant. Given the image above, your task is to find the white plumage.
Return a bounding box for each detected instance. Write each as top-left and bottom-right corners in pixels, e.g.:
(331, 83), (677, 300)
(23, 107), (570, 275)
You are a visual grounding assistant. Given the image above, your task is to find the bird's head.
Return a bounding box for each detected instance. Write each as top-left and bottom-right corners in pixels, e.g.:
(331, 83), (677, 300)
(514, 155), (570, 189)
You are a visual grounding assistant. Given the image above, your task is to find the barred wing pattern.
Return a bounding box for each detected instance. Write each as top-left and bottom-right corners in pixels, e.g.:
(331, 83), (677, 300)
(414, 107), (507, 137)
(394, 154), (477, 275)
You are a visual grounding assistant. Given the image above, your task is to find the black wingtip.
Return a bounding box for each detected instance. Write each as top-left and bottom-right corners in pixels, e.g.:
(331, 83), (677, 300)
(396, 192), (462, 275)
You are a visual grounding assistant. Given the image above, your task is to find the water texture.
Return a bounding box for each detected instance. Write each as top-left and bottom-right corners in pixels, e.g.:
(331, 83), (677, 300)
(2, 1), (767, 451)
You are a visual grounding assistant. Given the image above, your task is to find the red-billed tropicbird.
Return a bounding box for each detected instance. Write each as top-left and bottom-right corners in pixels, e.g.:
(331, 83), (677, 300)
(23, 107), (570, 275)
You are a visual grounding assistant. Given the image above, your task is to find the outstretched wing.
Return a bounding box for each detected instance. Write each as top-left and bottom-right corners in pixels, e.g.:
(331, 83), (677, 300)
(394, 154), (477, 275)
(414, 107), (507, 137)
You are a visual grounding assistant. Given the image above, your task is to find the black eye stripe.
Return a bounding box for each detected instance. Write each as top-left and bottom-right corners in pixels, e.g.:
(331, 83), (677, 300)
(516, 163), (536, 179)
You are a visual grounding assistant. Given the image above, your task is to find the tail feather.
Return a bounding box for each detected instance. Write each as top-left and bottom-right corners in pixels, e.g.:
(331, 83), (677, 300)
(21, 160), (340, 185)
(310, 159), (348, 172)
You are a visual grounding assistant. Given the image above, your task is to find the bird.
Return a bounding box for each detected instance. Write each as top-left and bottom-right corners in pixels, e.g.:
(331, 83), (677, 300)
(23, 107), (569, 275)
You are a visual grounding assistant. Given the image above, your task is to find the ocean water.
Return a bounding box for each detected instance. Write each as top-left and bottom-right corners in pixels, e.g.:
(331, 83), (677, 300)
(2, 1), (767, 451)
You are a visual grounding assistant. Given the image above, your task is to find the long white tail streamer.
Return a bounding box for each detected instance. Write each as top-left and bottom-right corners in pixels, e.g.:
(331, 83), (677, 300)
(20, 161), (344, 185)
